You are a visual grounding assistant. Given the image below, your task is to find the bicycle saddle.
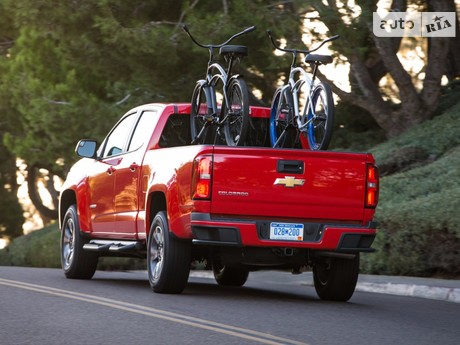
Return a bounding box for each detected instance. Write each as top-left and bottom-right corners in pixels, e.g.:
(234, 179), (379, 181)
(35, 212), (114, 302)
(305, 54), (332, 65)
(219, 45), (248, 57)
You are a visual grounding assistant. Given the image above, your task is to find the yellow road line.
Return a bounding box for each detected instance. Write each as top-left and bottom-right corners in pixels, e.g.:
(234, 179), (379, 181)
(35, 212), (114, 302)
(0, 278), (308, 345)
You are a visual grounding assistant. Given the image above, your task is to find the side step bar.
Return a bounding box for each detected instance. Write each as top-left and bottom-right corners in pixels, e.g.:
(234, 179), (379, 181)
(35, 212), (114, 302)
(83, 240), (144, 255)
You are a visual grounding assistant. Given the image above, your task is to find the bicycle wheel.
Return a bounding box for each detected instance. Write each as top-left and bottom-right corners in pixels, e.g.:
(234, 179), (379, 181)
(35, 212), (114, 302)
(222, 78), (249, 146)
(302, 82), (334, 150)
(269, 87), (295, 148)
(190, 83), (211, 144)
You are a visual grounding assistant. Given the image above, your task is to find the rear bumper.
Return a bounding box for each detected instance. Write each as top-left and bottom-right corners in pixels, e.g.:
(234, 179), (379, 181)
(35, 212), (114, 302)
(191, 213), (377, 252)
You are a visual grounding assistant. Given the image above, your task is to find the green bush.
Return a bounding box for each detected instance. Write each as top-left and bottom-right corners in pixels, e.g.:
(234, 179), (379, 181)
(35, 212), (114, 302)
(0, 223), (145, 271)
(0, 224), (61, 267)
(361, 104), (460, 277)
(371, 101), (460, 175)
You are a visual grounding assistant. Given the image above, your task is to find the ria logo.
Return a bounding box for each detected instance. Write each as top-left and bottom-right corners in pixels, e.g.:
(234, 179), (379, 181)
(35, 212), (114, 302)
(425, 15), (453, 34)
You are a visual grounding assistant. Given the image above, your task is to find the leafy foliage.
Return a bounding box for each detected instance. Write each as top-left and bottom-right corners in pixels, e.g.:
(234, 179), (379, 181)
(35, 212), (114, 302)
(296, 0), (459, 138)
(361, 102), (460, 277)
(0, 143), (24, 240)
(0, 5), (25, 239)
(371, 101), (460, 175)
(0, 0), (301, 223)
(0, 224), (61, 267)
(0, 0), (301, 176)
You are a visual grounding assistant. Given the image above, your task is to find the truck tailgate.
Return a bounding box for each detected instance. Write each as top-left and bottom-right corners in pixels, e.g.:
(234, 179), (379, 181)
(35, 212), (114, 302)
(210, 147), (372, 222)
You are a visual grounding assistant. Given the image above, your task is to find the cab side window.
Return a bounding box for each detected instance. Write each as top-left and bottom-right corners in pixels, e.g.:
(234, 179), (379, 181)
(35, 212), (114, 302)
(100, 113), (137, 158)
(128, 110), (159, 152)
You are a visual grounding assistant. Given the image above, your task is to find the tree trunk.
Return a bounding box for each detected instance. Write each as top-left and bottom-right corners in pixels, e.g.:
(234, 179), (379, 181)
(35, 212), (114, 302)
(27, 164), (59, 221)
(311, 0), (457, 138)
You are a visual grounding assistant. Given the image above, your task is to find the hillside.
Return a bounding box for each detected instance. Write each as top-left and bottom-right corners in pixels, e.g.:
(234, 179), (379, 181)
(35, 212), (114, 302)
(361, 100), (460, 277)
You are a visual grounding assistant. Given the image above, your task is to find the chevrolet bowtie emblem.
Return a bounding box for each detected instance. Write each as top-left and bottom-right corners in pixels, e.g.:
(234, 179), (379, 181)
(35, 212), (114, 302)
(274, 176), (305, 188)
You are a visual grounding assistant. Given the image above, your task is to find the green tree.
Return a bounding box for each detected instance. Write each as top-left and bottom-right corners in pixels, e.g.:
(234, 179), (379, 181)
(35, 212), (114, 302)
(0, 0), (302, 221)
(2, 0), (458, 223)
(0, 142), (24, 240)
(0, 0), (24, 239)
(298, 0), (459, 138)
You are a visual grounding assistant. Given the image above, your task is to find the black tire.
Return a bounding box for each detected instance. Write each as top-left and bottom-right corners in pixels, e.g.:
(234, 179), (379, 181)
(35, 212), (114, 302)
(302, 82), (334, 150)
(312, 253), (360, 302)
(269, 87), (295, 148)
(60, 205), (98, 279)
(190, 83), (211, 144)
(212, 260), (249, 287)
(222, 78), (250, 146)
(147, 211), (191, 294)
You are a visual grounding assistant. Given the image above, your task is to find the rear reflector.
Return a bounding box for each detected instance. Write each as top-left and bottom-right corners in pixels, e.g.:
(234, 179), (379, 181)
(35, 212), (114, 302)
(365, 164), (379, 208)
(192, 155), (212, 199)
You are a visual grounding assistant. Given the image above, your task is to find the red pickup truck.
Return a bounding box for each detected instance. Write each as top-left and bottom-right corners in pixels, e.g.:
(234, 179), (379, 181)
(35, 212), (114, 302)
(59, 103), (379, 301)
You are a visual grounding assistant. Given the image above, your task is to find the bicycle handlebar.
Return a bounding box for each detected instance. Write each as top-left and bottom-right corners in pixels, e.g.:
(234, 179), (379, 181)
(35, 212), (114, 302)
(267, 29), (339, 55)
(183, 25), (256, 49)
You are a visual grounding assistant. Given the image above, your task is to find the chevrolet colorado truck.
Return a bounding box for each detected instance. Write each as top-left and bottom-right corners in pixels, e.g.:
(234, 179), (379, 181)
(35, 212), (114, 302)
(59, 103), (379, 302)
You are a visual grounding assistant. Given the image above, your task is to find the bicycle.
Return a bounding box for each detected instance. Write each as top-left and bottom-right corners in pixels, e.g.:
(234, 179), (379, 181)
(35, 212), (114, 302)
(267, 30), (339, 150)
(182, 25), (256, 146)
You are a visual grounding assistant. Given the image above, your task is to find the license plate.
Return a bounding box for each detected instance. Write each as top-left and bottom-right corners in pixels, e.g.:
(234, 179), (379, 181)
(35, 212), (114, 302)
(269, 222), (304, 241)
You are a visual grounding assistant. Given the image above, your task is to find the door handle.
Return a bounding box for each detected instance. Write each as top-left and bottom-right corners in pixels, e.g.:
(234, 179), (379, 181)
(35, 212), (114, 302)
(106, 166), (116, 175)
(129, 163), (140, 172)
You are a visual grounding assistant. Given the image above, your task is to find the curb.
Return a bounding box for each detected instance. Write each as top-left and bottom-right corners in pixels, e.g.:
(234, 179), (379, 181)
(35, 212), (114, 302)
(189, 271), (460, 303)
(356, 282), (460, 303)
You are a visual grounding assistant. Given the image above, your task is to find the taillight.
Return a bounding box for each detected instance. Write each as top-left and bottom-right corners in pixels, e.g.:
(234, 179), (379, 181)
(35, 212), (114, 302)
(365, 164), (379, 208)
(192, 155), (212, 199)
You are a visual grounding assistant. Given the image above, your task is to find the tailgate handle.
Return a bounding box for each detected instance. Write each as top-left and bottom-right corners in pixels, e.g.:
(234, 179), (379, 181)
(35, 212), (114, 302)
(277, 160), (304, 174)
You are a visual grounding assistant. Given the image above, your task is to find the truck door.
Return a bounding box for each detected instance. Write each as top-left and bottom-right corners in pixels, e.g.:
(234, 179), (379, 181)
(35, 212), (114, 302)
(113, 110), (160, 237)
(88, 112), (138, 235)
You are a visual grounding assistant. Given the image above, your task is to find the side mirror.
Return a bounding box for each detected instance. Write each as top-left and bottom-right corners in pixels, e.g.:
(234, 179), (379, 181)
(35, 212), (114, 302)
(75, 139), (98, 158)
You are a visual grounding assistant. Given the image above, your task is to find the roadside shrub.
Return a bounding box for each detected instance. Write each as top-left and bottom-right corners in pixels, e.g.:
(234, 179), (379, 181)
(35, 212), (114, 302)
(361, 147), (460, 277)
(0, 224), (61, 268)
(371, 101), (460, 176)
(0, 224), (145, 271)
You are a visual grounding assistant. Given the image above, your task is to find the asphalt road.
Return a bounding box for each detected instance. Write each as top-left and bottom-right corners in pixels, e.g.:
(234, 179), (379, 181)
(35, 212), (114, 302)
(1, 266), (459, 345)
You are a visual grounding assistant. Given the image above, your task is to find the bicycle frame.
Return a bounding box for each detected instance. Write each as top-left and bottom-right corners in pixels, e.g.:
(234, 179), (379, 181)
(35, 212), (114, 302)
(268, 30), (338, 148)
(287, 66), (314, 131)
(183, 24), (255, 129)
(202, 59), (238, 124)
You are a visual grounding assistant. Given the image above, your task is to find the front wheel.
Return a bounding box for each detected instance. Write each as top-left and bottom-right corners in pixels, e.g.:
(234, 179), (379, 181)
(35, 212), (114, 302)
(302, 82), (334, 150)
(147, 211), (191, 294)
(190, 83), (212, 144)
(312, 253), (360, 302)
(222, 78), (250, 146)
(269, 87), (295, 148)
(60, 205), (98, 279)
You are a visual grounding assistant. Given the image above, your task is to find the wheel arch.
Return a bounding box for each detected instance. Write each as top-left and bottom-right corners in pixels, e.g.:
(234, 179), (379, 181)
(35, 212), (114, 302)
(59, 189), (77, 229)
(146, 191), (167, 238)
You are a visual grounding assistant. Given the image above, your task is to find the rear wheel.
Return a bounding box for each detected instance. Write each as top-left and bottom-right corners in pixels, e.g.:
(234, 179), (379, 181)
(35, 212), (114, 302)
(190, 83), (212, 144)
(60, 205), (98, 279)
(223, 78), (250, 146)
(302, 82), (334, 150)
(147, 211), (191, 294)
(313, 253), (359, 302)
(212, 260), (249, 287)
(269, 88), (295, 148)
